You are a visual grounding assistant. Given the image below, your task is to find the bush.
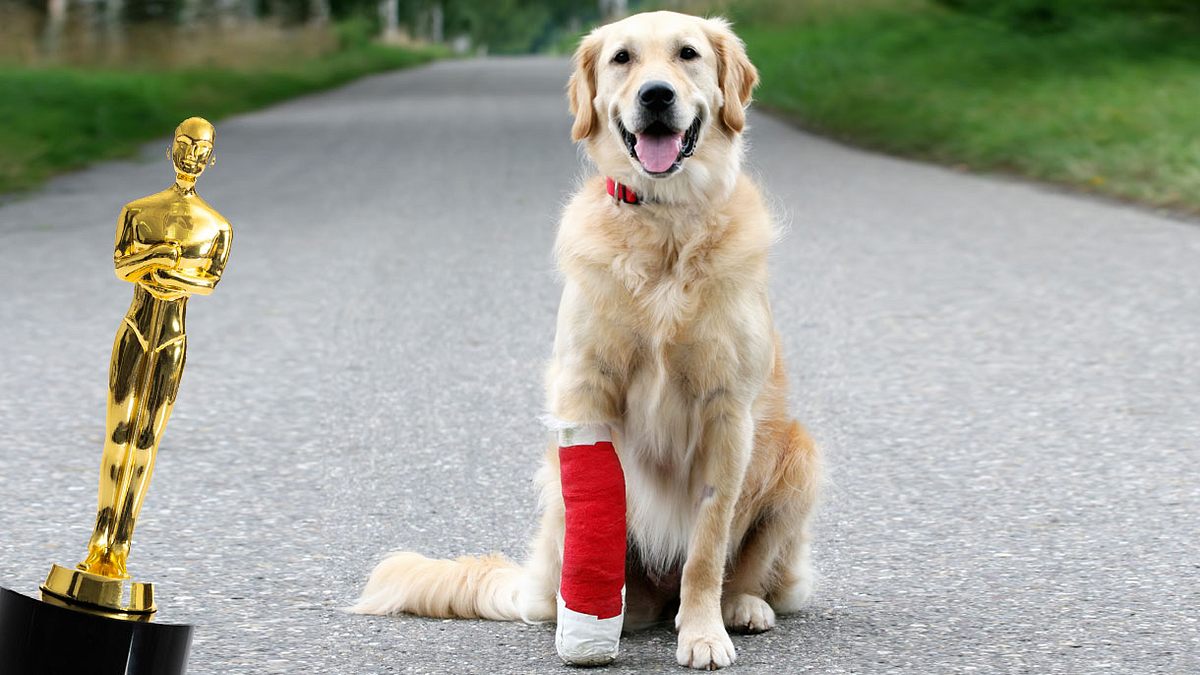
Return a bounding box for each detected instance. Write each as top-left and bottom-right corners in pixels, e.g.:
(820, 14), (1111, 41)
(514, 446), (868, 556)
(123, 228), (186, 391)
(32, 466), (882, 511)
(736, 0), (1200, 212)
(0, 43), (439, 194)
(933, 0), (1200, 32)
(335, 15), (376, 50)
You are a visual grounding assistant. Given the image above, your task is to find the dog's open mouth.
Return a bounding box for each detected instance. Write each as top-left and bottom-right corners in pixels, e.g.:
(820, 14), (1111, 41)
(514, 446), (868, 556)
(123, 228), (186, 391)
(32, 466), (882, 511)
(620, 118), (701, 175)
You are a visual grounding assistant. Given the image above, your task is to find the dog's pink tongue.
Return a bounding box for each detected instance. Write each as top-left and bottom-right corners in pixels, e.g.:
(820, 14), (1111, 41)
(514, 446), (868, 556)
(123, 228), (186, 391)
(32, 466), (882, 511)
(635, 133), (683, 173)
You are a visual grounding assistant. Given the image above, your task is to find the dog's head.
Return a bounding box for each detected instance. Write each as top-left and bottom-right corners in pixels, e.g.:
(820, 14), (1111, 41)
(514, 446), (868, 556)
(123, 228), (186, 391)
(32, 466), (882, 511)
(568, 11), (758, 201)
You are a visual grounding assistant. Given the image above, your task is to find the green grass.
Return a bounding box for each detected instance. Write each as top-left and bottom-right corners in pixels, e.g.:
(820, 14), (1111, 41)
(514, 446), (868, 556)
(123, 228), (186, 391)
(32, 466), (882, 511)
(0, 43), (441, 195)
(736, 1), (1200, 213)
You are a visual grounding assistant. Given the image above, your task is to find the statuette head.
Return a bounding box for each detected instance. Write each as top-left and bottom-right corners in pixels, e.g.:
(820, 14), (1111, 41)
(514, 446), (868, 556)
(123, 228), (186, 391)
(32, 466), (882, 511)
(170, 117), (216, 180)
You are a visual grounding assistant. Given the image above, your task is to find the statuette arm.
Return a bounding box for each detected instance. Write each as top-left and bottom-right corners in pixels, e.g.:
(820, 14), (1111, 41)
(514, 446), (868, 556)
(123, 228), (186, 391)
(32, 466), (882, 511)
(159, 225), (231, 295)
(150, 268), (216, 296)
(112, 207), (181, 281)
(114, 244), (181, 282)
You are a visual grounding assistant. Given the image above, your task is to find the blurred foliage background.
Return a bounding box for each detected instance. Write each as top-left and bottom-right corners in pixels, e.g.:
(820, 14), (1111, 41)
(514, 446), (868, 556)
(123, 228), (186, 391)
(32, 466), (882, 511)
(671, 0), (1200, 213)
(0, 0), (617, 66)
(2, 0), (1198, 213)
(0, 0), (621, 193)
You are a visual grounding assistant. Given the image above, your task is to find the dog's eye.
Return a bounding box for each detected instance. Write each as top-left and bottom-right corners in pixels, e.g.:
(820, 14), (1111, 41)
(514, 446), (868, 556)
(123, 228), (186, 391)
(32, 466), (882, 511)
(612, 49), (630, 64)
(679, 46), (699, 61)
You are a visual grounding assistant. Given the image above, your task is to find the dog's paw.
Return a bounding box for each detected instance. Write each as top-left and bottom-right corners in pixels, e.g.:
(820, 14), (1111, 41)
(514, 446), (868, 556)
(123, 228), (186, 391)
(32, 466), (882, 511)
(676, 625), (736, 670)
(722, 593), (776, 634)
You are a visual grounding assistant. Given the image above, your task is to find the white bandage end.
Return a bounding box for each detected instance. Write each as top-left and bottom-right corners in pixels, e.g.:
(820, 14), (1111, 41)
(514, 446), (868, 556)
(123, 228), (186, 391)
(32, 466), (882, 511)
(555, 591), (624, 666)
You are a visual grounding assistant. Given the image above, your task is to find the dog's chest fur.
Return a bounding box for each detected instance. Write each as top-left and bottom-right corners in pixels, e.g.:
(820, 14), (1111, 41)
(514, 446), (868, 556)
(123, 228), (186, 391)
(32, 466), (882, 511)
(620, 348), (703, 574)
(611, 212), (727, 573)
(555, 179), (772, 575)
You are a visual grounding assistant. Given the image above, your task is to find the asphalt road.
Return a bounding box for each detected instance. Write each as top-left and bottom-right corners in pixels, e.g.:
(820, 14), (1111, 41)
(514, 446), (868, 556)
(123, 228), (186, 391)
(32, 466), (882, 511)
(1, 57), (1198, 675)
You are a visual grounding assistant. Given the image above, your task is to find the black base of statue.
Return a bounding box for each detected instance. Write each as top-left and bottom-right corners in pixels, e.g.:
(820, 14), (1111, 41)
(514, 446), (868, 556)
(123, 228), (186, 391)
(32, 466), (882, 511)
(0, 586), (193, 675)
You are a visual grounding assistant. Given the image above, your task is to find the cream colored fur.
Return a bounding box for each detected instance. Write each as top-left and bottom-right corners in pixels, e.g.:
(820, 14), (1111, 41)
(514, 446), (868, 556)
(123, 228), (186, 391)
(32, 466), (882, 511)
(354, 11), (822, 671)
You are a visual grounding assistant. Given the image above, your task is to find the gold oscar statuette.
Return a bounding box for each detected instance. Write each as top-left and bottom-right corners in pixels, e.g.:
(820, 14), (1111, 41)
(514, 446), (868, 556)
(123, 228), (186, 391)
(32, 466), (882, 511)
(39, 117), (233, 620)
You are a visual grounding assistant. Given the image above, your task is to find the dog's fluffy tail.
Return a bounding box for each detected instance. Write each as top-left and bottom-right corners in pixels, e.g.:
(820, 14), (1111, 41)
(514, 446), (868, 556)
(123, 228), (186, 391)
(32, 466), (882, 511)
(350, 551), (523, 620)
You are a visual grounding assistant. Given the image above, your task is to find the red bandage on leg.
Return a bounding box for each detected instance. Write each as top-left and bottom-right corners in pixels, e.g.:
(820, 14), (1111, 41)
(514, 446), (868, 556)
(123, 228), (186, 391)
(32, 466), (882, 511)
(556, 424), (626, 664)
(559, 428), (626, 618)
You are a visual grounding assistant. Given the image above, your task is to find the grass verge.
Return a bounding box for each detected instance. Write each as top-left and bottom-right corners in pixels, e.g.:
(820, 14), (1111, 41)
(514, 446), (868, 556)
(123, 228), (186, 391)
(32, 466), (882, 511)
(734, 0), (1200, 213)
(0, 43), (441, 195)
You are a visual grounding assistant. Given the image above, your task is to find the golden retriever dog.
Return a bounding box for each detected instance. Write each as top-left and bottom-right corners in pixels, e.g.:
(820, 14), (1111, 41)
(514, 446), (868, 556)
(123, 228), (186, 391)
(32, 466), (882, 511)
(353, 11), (821, 670)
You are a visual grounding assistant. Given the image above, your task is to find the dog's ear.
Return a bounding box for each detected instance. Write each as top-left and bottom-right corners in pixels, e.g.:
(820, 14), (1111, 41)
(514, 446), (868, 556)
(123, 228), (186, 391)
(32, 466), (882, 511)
(568, 30), (603, 142)
(705, 18), (759, 134)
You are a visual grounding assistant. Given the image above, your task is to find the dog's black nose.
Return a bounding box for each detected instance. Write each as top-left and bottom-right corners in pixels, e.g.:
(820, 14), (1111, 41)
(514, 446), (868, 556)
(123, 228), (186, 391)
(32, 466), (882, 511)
(638, 81), (675, 112)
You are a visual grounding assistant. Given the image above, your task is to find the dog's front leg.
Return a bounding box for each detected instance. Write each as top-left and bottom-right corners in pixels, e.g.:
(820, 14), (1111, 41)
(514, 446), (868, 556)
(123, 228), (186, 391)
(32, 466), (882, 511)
(676, 401), (753, 670)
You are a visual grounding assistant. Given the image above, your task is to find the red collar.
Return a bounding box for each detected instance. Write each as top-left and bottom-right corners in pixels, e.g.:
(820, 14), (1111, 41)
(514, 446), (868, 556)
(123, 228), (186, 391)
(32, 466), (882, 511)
(606, 177), (641, 205)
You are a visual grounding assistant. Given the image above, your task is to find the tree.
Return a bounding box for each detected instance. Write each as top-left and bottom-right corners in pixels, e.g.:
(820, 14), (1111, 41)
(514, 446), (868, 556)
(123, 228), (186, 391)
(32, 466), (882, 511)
(42, 0), (68, 56)
(378, 0), (399, 40)
(310, 0), (331, 25)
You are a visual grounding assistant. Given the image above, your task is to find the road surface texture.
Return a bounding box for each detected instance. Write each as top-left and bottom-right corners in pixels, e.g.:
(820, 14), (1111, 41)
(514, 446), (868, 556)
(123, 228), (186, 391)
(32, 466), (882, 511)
(1, 57), (1197, 674)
